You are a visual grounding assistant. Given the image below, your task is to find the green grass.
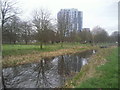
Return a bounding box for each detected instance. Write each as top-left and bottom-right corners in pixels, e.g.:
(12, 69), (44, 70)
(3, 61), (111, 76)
(3, 42), (89, 56)
(76, 47), (118, 88)
(3, 42), (92, 67)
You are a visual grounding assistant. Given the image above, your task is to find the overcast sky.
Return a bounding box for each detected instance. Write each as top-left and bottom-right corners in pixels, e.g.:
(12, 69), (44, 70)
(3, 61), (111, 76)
(17, 0), (119, 35)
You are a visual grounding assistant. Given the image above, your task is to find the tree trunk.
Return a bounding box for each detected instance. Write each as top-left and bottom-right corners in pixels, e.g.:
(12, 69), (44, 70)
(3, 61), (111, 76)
(9, 39), (12, 44)
(13, 41), (16, 44)
(2, 71), (6, 90)
(40, 42), (43, 49)
(25, 40), (28, 44)
(2, 17), (4, 33)
(61, 36), (64, 47)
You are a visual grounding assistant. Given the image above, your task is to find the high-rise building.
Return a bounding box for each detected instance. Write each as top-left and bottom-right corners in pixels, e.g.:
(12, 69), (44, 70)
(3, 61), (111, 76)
(57, 8), (83, 34)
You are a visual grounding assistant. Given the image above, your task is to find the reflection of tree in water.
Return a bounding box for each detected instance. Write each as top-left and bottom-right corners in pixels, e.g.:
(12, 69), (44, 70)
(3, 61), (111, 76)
(34, 59), (52, 88)
(2, 50), (93, 88)
(3, 65), (25, 88)
(57, 56), (71, 86)
(2, 71), (6, 89)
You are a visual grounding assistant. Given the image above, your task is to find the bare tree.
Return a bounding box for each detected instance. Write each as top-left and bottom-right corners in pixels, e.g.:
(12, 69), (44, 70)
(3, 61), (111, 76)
(109, 31), (118, 43)
(1, 0), (19, 31)
(20, 21), (33, 44)
(68, 30), (77, 42)
(92, 26), (109, 44)
(32, 8), (51, 49)
(79, 30), (92, 43)
(2, 15), (21, 44)
(57, 13), (70, 47)
(1, 0), (21, 44)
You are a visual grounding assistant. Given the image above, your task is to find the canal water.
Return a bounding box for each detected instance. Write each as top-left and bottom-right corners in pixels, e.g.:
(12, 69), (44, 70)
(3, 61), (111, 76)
(3, 50), (96, 88)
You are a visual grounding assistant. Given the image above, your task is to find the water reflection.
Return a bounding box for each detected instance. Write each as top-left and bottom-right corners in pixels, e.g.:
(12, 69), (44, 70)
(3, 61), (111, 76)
(3, 50), (95, 88)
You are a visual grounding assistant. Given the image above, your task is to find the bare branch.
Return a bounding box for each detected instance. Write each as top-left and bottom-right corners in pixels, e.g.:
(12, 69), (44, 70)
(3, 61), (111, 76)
(1, 0), (19, 30)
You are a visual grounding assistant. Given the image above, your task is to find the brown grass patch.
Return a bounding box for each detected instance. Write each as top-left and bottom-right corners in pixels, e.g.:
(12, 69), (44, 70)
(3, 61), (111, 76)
(3, 46), (95, 68)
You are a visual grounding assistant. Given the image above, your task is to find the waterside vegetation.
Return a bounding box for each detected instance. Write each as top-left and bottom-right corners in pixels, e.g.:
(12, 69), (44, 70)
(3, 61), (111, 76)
(65, 46), (118, 88)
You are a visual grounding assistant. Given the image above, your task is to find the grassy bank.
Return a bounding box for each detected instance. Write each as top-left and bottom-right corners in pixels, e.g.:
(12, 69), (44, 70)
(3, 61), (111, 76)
(3, 43), (94, 68)
(65, 46), (118, 88)
(3, 43), (90, 57)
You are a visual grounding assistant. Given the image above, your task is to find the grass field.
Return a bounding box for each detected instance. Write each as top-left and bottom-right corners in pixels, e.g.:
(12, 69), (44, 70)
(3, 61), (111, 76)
(3, 43), (90, 57)
(3, 43), (93, 67)
(65, 47), (118, 88)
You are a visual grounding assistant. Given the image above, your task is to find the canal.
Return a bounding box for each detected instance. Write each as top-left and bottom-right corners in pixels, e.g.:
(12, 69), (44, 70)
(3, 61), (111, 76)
(3, 50), (96, 88)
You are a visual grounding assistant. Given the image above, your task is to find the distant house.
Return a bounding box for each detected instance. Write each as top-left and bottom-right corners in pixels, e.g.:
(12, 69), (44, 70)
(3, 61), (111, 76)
(82, 28), (90, 32)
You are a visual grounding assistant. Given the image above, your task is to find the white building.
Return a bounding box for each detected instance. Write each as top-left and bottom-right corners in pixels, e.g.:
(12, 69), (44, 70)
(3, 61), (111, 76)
(57, 8), (83, 35)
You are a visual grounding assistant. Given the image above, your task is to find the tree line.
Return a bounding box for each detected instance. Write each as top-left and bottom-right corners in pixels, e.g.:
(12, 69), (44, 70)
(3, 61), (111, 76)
(1, 0), (119, 48)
